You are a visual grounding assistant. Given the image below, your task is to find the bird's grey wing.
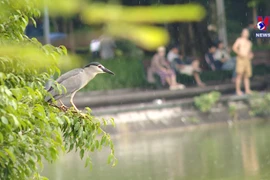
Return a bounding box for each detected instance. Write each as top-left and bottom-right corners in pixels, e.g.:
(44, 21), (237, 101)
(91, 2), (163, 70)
(56, 68), (83, 84)
(45, 68), (84, 102)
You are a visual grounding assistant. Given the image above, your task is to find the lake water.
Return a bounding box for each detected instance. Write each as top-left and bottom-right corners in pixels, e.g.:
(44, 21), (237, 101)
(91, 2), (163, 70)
(43, 120), (270, 180)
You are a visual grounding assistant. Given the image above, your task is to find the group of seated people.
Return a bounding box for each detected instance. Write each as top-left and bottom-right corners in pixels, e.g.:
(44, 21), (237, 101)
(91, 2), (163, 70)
(147, 41), (236, 90)
(205, 41), (236, 78)
(147, 46), (205, 90)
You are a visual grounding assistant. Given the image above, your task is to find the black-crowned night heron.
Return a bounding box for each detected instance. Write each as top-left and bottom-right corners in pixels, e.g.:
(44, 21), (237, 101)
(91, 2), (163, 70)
(45, 62), (114, 111)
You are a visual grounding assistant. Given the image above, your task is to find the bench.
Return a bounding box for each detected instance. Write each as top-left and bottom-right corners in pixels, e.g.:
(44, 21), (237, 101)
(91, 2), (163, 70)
(141, 58), (232, 88)
(141, 58), (270, 89)
(253, 50), (270, 65)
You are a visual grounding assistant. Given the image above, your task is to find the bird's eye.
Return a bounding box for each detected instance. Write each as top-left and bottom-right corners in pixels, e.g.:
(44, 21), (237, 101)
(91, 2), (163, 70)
(98, 65), (101, 68)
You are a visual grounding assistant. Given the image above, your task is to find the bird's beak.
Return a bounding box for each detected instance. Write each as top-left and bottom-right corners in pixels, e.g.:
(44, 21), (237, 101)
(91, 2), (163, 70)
(102, 67), (115, 75)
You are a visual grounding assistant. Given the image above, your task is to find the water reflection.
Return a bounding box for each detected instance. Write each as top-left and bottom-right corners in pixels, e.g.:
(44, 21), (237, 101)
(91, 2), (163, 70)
(43, 121), (270, 180)
(240, 128), (260, 178)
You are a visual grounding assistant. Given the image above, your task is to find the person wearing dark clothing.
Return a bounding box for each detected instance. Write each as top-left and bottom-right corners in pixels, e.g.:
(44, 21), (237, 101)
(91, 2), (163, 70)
(205, 45), (222, 70)
(213, 41), (236, 79)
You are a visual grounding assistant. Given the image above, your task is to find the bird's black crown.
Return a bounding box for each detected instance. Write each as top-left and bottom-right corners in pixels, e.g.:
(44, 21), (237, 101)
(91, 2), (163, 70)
(84, 62), (101, 68)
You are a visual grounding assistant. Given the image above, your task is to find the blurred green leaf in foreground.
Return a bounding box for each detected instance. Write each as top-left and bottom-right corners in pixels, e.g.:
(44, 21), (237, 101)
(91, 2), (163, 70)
(84, 3), (206, 50)
(1, 1), (206, 50)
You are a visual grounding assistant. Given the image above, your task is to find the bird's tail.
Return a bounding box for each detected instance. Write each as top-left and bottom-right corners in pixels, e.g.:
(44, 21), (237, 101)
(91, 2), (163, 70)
(44, 79), (67, 103)
(44, 78), (55, 102)
(45, 95), (52, 102)
(45, 79), (53, 91)
(45, 86), (66, 102)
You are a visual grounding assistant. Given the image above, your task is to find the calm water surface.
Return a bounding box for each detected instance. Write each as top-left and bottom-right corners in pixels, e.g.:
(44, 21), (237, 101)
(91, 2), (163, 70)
(43, 120), (270, 180)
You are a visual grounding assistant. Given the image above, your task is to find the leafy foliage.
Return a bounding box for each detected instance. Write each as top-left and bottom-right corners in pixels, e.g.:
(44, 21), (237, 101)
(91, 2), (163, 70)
(247, 0), (266, 7)
(0, 1), (116, 180)
(228, 103), (237, 119)
(115, 40), (144, 58)
(194, 91), (221, 112)
(249, 92), (270, 117)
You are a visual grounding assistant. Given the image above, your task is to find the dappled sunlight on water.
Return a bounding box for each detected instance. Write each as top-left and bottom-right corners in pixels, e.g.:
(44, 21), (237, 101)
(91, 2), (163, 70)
(43, 120), (270, 180)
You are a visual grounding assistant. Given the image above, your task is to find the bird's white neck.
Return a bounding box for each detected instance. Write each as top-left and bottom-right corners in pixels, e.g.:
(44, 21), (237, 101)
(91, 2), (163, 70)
(84, 69), (97, 80)
(82, 66), (100, 84)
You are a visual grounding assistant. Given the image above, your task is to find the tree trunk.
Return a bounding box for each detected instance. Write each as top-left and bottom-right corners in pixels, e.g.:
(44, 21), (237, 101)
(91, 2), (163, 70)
(193, 21), (212, 69)
(179, 24), (186, 56)
(188, 23), (196, 55)
(210, 0), (217, 26)
(216, 0), (228, 47)
(43, 7), (50, 44)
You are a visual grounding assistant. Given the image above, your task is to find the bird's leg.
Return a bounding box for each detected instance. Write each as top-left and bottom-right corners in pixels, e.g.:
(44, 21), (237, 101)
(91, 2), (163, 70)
(71, 100), (80, 112)
(70, 92), (80, 113)
(59, 100), (68, 111)
(48, 102), (61, 110)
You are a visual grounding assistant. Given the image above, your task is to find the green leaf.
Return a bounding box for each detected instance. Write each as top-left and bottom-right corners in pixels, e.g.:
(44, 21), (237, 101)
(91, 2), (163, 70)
(101, 135), (106, 145)
(30, 17), (37, 27)
(0, 72), (6, 80)
(63, 115), (70, 125)
(97, 127), (102, 134)
(107, 153), (114, 164)
(90, 144), (96, 152)
(59, 45), (67, 55)
(85, 107), (91, 113)
(74, 122), (80, 131)
(82, 3), (206, 24)
(9, 114), (20, 127)
(110, 118), (115, 127)
(1, 116), (8, 125)
(80, 149), (85, 159)
(112, 158), (118, 167)
(56, 117), (64, 125)
(95, 140), (100, 149)
(0, 132), (3, 143)
(10, 88), (23, 101)
(84, 156), (91, 168)
(102, 118), (107, 126)
(4, 148), (16, 162)
(68, 143), (74, 152)
(41, 177), (49, 180)
(78, 127), (83, 138)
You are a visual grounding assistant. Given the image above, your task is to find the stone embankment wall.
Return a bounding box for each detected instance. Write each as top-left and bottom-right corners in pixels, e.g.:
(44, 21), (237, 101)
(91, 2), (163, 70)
(99, 98), (253, 135)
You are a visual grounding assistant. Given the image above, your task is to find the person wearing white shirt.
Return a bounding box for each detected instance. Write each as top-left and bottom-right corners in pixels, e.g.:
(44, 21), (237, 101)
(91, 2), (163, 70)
(167, 46), (205, 87)
(213, 41), (236, 79)
(213, 41), (235, 71)
(90, 39), (101, 59)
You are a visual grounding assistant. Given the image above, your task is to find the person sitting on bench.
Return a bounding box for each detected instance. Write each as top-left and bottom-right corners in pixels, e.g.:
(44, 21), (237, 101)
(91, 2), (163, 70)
(167, 46), (205, 87)
(205, 44), (222, 71)
(214, 41), (236, 71)
(149, 46), (185, 90)
(205, 42), (236, 81)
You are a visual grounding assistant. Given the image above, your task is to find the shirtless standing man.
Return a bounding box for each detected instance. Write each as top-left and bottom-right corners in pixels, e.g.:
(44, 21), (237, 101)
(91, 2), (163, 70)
(232, 28), (254, 95)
